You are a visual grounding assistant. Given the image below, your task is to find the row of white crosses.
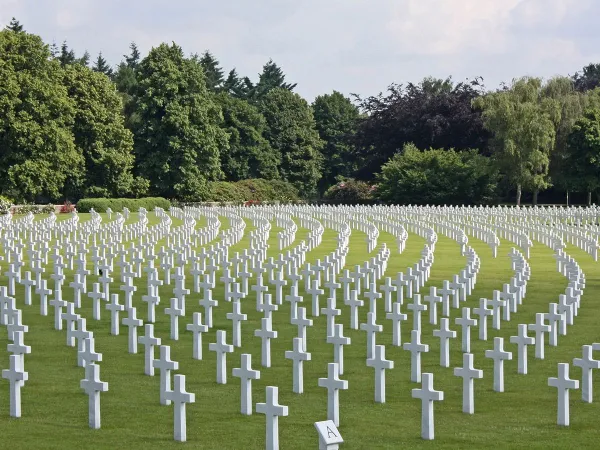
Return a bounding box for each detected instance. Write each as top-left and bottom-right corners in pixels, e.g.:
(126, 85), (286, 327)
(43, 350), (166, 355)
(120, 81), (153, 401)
(1, 203), (597, 448)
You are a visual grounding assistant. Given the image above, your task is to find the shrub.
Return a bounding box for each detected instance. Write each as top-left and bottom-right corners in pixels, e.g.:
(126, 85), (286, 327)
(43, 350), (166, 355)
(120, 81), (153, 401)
(323, 179), (375, 204)
(204, 182), (249, 203)
(204, 179), (300, 203)
(376, 143), (499, 205)
(76, 197), (171, 213)
(42, 204), (55, 214)
(0, 196), (13, 215)
(60, 201), (75, 213)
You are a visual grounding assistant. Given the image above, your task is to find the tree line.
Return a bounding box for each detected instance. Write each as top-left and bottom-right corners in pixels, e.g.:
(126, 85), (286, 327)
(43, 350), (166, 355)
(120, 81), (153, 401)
(3, 18), (600, 205)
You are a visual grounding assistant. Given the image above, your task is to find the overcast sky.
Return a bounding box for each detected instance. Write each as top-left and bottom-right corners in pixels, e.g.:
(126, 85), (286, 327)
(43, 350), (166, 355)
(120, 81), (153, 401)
(2, 0), (599, 100)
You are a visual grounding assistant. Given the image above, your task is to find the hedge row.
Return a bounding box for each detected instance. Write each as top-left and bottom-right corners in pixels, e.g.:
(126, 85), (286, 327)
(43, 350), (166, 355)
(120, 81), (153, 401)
(203, 179), (300, 203)
(76, 197), (171, 213)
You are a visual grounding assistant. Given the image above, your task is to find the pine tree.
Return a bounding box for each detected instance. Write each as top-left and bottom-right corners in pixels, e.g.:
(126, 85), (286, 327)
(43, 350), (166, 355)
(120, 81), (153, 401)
(92, 52), (113, 77)
(78, 51), (90, 67)
(124, 42), (140, 69)
(6, 18), (24, 32)
(223, 69), (245, 98)
(256, 59), (296, 95)
(58, 41), (76, 66)
(199, 51), (224, 92)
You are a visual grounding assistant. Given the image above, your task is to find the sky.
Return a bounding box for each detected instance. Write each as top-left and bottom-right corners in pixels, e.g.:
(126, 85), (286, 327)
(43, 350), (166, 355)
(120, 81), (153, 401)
(2, 0), (599, 101)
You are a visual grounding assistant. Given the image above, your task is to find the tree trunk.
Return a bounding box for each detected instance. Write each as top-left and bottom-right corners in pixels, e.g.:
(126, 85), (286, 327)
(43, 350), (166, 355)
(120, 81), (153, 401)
(516, 184), (522, 206)
(533, 190), (539, 206)
(566, 190), (569, 207)
(588, 191), (592, 206)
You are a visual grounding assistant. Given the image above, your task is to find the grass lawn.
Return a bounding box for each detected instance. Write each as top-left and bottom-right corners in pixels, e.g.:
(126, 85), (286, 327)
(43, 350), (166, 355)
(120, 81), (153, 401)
(0, 210), (598, 449)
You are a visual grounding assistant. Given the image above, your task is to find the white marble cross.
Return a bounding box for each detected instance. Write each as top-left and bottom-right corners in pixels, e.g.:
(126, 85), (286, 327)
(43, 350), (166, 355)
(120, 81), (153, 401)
(186, 312), (208, 360)
(209, 330), (234, 384)
(453, 353), (483, 414)
(255, 317), (277, 368)
(318, 362), (348, 427)
(407, 294), (427, 331)
(2, 354), (28, 418)
(87, 283), (104, 321)
(165, 374), (195, 442)
(285, 337), (311, 394)
(360, 312), (382, 359)
(256, 386), (288, 450)
(473, 298), (492, 341)
(485, 337), (512, 392)
(139, 323), (161, 376)
(548, 363), (579, 426)
(573, 345), (600, 403)
(80, 363), (108, 429)
(233, 353), (261, 415)
(345, 290), (364, 330)
(165, 298), (183, 341)
(122, 307), (143, 353)
(366, 344), (394, 403)
(456, 307), (477, 353)
(106, 294), (125, 336)
(433, 318), (456, 368)
(510, 324), (535, 375)
(153, 345), (179, 405)
(423, 287), (442, 325)
(227, 300), (247, 348)
(411, 372), (443, 440)
(403, 329), (429, 383)
(386, 302), (407, 347)
(528, 313), (551, 359)
(327, 324), (350, 375)
(321, 298), (341, 338)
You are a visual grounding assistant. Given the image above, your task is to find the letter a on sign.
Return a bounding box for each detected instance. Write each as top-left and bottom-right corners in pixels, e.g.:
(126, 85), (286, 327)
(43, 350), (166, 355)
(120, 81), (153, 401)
(315, 420), (343, 449)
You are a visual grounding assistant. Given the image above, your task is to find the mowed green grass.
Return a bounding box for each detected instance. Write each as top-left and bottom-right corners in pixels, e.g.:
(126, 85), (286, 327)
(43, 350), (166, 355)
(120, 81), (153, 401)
(0, 211), (599, 449)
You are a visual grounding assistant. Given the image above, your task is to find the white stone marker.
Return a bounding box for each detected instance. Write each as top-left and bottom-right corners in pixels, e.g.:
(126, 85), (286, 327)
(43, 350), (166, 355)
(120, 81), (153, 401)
(80, 363), (108, 429)
(528, 313), (551, 359)
(209, 330), (234, 384)
(21, 271), (35, 306)
(227, 300), (247, 348)
(404, 329), (429, 383)
(186, 312), (208, 360)
(314, 420), (344, 450)
(49, 291), (67, 331)
(453, 353), (483, 414)
(122, 307), (143, 353)
(165, 374), (195, 442)
(79, 336), (102, 368)
(139, 324), (161, 376)
(510, 324), (535, 375)
(456, 307), (477, 353)
(386, 302), (407, 346)
(360, 312), (382, 359)
(199, 289), (218, 329)
(233, 353), (261, 415)
(285, 337), (311, 394)
(165, 298), (183, 341)
(291, 306), (312, 352)
(255, 317), (278, 368)
(433, 318), (456, 368)
(573, 345), (600, 403)
(485, 337), (512, 392)
(153, 345), (179, 405)
(106, 294), (125, 336)
(366, 344), (394, 403)
(548, 363), (579, 426)
(256, 386), (288, 450)
(473, 298), (492, 341)
(423, 287), (442, 325)
(411, 372), (443, 440)
(345, 290), (363, 330)
(547, 303), (564, 347)
(2, 354), (28, 418)
(407, 294), (427, 331)
(8, 330), (31, 371)
(318, 362), (348, 427)
(37, 280), (52, 316)
(327, 324), (350, 375)
(87, 283), (104, 321)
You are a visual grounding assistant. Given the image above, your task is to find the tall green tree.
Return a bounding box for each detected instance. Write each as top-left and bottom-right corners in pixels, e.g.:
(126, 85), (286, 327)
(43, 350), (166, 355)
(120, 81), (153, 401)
(354, 77), (490, 179)
(245, 59), (296, 102)
(473, 77), (556, 205)
(92, 52), (113, 77)
(566, 108), (600, 204)
(573, 63), (600, 92)
(0, 30), (83, 202)
(62, 64), (142, 198)
(78, 51), (90, 67)
(198, 51), (224, 92)
(312, 91), (360, 192)
(223, 69), (245, 98)
(114, 43), (142, 130)
(58, 41), (76, 66)
(6, 18), (24, 32)
(132, 42), (229, 200)
(260, 88), (324, 197)
(124, 42), (140, 69)
(216, 93), (279, 181)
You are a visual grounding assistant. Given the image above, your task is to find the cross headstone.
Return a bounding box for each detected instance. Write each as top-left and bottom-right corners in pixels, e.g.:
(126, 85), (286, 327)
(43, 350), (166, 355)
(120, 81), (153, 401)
(256, 386), (289, 450)
(453, 353), (483, 414)
(548, 363), (579, 426)
(318, 363), (348, 427)
(366, 344), (394, 403)
(165, 374), (195, 442)
(485, 337), (512, 392)
(209, 330), (234, 384)
(80, 363), (108, 429)
(285, 337), (311, 394)
(411, 372), (443, 440)
(233, 353), (261, 415)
